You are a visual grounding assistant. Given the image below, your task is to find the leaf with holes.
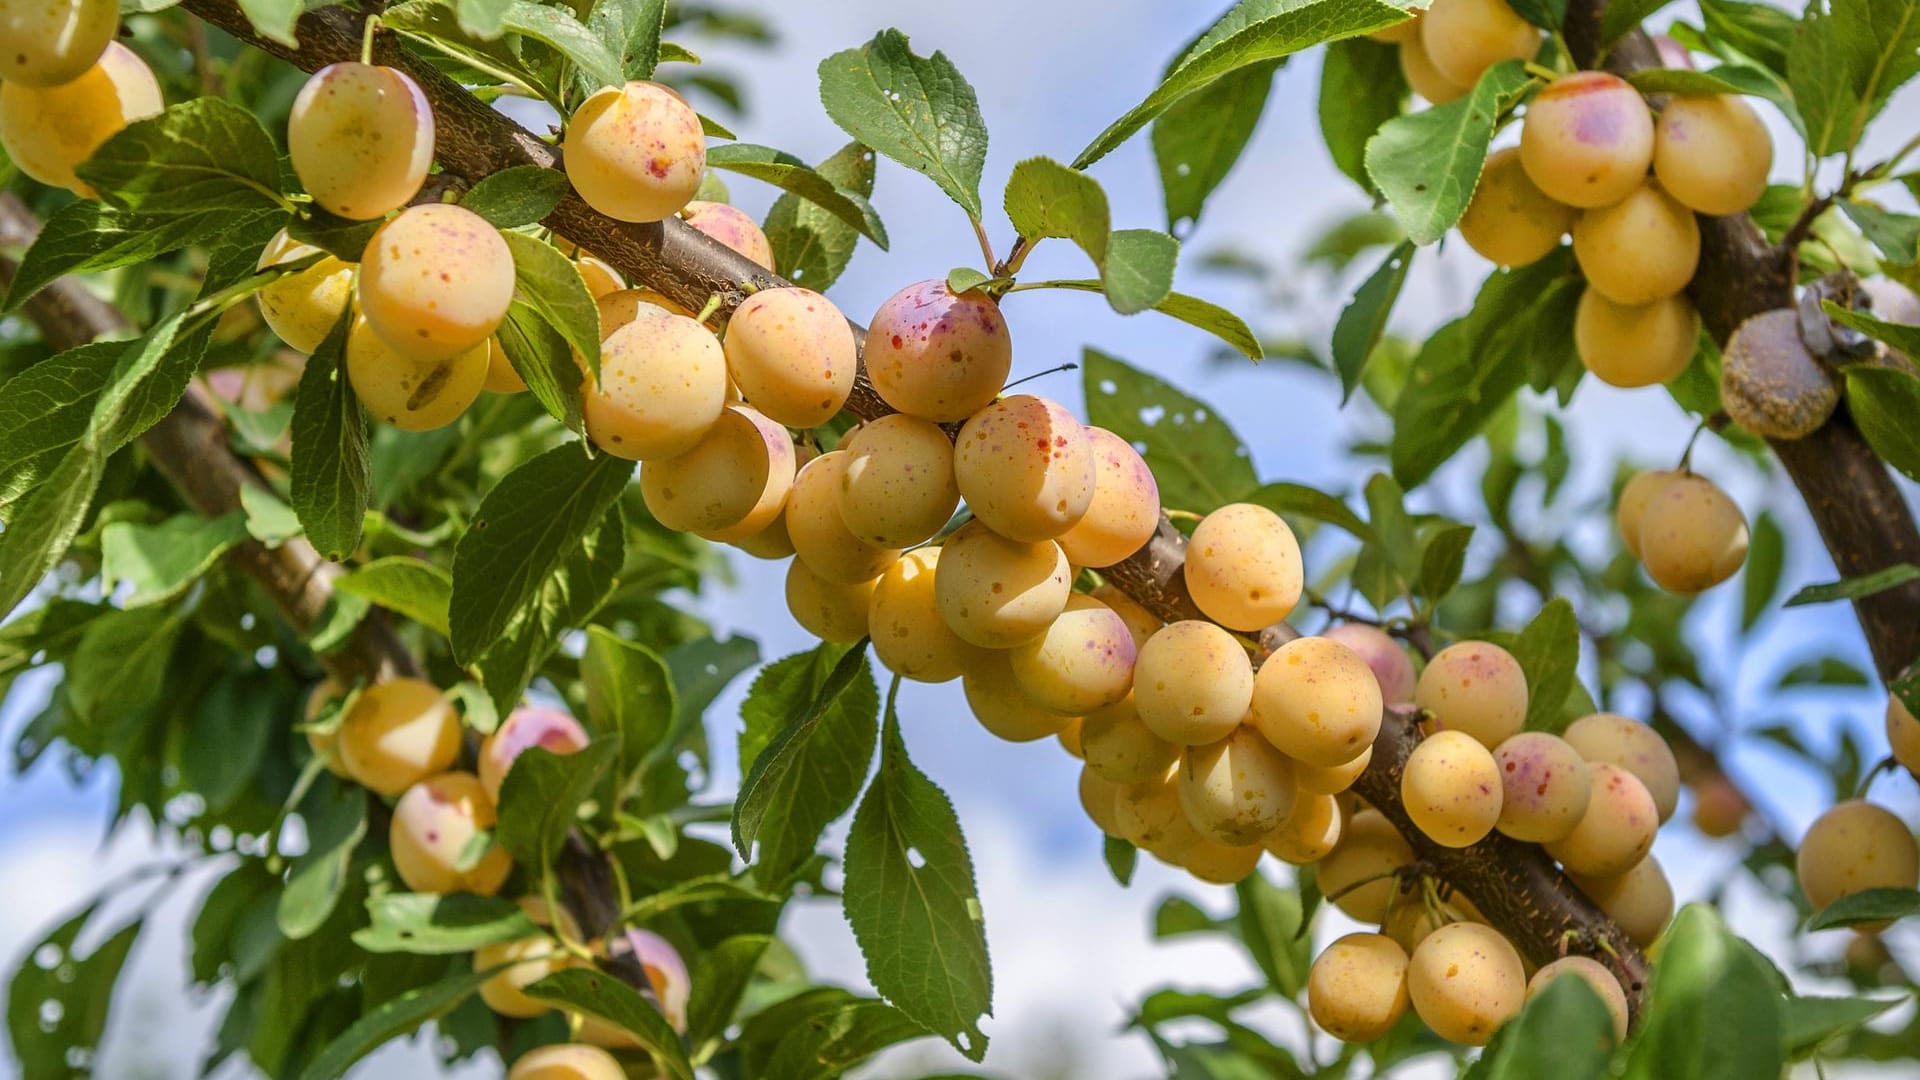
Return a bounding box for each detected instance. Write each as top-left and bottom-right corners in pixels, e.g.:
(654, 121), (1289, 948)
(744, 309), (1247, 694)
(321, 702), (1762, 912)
(6, 904), (142, 1079)
(1154, 59), (1277, 229)
(352, 893), (537, 954)
(1366, 60), (1535, 245)
(1082, 348), (1255, 513)
(707, 143), (888, 246)
(766, 142), (879, 291)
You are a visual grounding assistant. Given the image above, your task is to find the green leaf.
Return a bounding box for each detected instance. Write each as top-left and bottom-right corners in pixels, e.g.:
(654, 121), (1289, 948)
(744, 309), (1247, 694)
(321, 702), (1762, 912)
(2, 202), (252, 312)
(1319, 39), (1406, 196)
(461, 165), (571, 227)
(1074, 0), (1410, 169)
(288, 313), (370, 561)
(1627, 67), (1774, 96)
(844, 693), (993, 1061)
(1248, 482), (1374, 541)
(1082, 348), (1256, 513)
(1515, 597), (1580, 732)
(496, 299), (586, 437)
(685, 934), (772, 1051)
(1024, 282), (1260, 357)
(583, 626), (677, 793)
(1104, 835), (1138, 885)
(947, 267), (993, 294)
(352, 894), (538, 954)
(0, 443), (101, 620)
(497, 0), (623, 89)
(241, 484), (301, 544)
(1154, 60), (1278, 229)
(476, 504), (625, 715)
(1786, 0), (1920, 160)
(619, 875), (776, 924)
(1700, 0), (1796, 74)
(286, 208), (383, 263)
(6, 904), (141, 1078)
(1784, 564), (1920, 606)
(1785, 992), (1905, 1056)
(1331, 240), (1415, 401)
(449, 444), (633, 664)
(706, 143), (888, 246)
(1417, 523), (1476, 606)
(236, 0), (304, 45)
(66, 606), (181, 736)
(523, 968), (695, 1080)
(1805, 886), (1920, 930)
(763, 999), (932, 1080)
(0, 598), (101, 679)
(1234, 870), (1310, 997)
(1623, 905), (1786, 1080)
(77, 98), (285, 215)
(1102, 228), (1181, 314)
(333, 557), (453, 638)
(817, 30), (988, 218)
(100, 512), (248, 607)
(457, 0), (512, 36)
(295, 967), (498, 1080)
(495, 738), (621, 870)
(1602, 0), (1677, 45)
(180, 671), (277, 812)
(0, 342), (113, 517)
(1775, 655), (1871, 688)
(589, 0), (668, 81)
(1465, 975), (1616, 1079)
(277, 776), (368, 939)
(500, 231), (603, 379)
(1841, 198), (1920, 264)
(1366, 60), (1534, 244)
(764, 141), (877, 291)
(1505, 0), (1568, 30)
(1740, 512), (1785, 630)
(1826, 299), (1920, 355)
(1004, 157), (1110, 267)
(1842, 366), (1920, 481)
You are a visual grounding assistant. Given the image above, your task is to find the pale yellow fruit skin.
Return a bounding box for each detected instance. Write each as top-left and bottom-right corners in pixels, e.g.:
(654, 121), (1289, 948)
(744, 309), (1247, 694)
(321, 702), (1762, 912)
(507, 1043), (626, 1080)
(838, 414), (960, 547)
(1090, 584), (1162, 651)
(0, 42), (161, 196)
(1179, 725), (1297, 846)
(1308, 933), (1411, 1042)
(785, 558), (876, 644)
(1796, 799), (1920, 927)
(1520, 71), (1655, 209)
(1460, 147), (1577, 268)
(585, 307), (728, 461)
(1654, 94), (1772, 216)
(965, 648), (1074, 743)
(1492, 731), (1591, 842)
(0, 0), (118, 87)
(1544, 763), (1657, 877)
(564, 81), (705, 223)
(1184, 503), (1303, 631)
(934, 522), (1071, 648)
(478, 706), (589, 806)
(1252, 636), (1383, 767)
(345, 318), (490, 431)
(1322, 623), (1417, 705)
(1569, 856), (1673, 947)
(1573, 182), (1702, 305)
(1399, 38), (1468, 104)
(1414, 641), (1528, 749)
(303, 678), (351, 777)
(1616, 469), (1681, 559)
(1079, 765), (1127, 837)
(359, 204), (515, 361)
(475, 934), (572, 1018)
(389, 771), (512, 896)
(865, 279), (1013, 423)
(953, 394), (1097, 543)
(1420, 0), (1541, 88)
(1057, 718), (1084, 758)
(1182, 836), (1265, 885)
(288, 63), (434, 220)
(595, 287), (684, 341)
(1636, 474), (1748, 594)
(1115, 761), (1201, 859)
(722, 287), (857, 427)
(1133, 620), (1255, 746)
(336, 677), (461, 796)
(574, 256), (624, 300)
(1009, 594), (1137, 714)
(484, 341), (528, 394)
(868, 548), (981, 682)
(1296, 745), (1373, 795)
(1265, 790), (1343, 864)
(1407, 922), (1526, 1045)
(1574, 289), (1700, 388)
(254, 235), (354, 357)
(1320, 809), (1414, 922)
(1563, 712), (1679, 822)
(683, 200), (774, 269)
(641, 405), (795, 540)
(1059, 427), (1160, 568)
(1382, 892), (1476, 953)
(785, 451), (901, 585)
(1527, 956), (1629, 1042)
(1402, 730), (1503, 848)
(1888, 695), (1920, 779)
(1080, 693), (1179, 785)
(732, 512), (796, 560)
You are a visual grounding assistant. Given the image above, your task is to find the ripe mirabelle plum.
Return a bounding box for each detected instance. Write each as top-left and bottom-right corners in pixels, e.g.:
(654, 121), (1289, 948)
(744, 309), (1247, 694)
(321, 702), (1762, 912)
(475, 932), (575, 1018)
(564, 81), (704, 223)
(1574, 289), (1699, 388)
(484, 346), (528, 394)
(1413, 640), (1528, 749)
(1399, 39), (1469, 105)
(954, 395), (1097, 543)
(1058, 427), (1159, 568)
(0, 0), (117, 87)
(584, 307), (728, 461)
(1322, 623), (1417, 705)
(1519, 71), (1655, 209)
(1420, 0), (1541, 89)
(1320, 809), (1414, 922)
(838, 414), (960, 547)
(865, 280), (1013, 423)
(389, 771), (512, 895)
(359, 204), (515, 361)
(934, 521), (1071, 648)
(303, 678), (351, 777)
(1182, 836), (1265, 884)
(1690, 772), (1748, 838)
(868, 549), (982, 682)
(478, 705), (590, 805)
(1080, 694), (1179, 785)
(641, 406), (795, 540)
(0, 42), (162, 197)
(1010, 595), (1137, 714)
(1133, 621), (1255, 746)
(721, 287), (857, 427)
(1179, 725), (1296, 845)
(682, 200), (774, 269)
(1888, 695), (1920, 779)
(1720, 308), (1841, 439)
(1057, 718), (1084, 757)
(1183, 503), (1303, 631)
(336, 677), (461, 796)
(1090, 584), (1163, 651)
(1492, 731), (1591, 842)
(254, 230), (354, 355)
(1459, 147), (1578, 268)
(345, 319), (490, 431)
(1308, 933), (1411, 1042)
(1572, 182), (1702, 305)
(1295, 746), (1373, 795)
(1563, 712), (1679, 822)
(507, 1044), (625, 1080)
(594, 287), (688, 341)
(1114, 761), (1201, 859)
(1615, 469), (1680, 558)
(1568, 856), (1673, 946)
(1796, 800), (1920, 925)
(287, 63), (434, 220)
(1653, 94), (1772, 216)
(1079, 765), (1127, 837)
(1527, 956), (1628, 1042)
(1407, 922), (1526, 1045)
(1369, 12), (1422, 43)
(786, 451), (902, 585)
(575, 256), (623, 299)
(1544, 763), (1658, 877)
(786, 558), (876, 643)
(1402, 730), (1503, 847)
(1265, 790), (1343, 864)
(1634, 473), (1748, 593)
(1253, 636), (1384, 767)
(963, 649), (1074, 743)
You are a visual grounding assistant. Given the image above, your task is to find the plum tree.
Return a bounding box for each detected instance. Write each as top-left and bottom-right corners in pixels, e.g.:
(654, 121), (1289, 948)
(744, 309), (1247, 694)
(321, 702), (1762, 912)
(563, 81), (705, 222)
(721, 287), (857, 427)
(1399, 38), (1469, 104)
(1319, 809), (1414, 922)
(953, 395), (1097, 543)
(1653, 94), (1773, 215)
(1458, 147), (1577, 267)
(1182, 503), (1303, 630)
(1420, 0), (1541, 88)
(1264, 790), (1343, 864)
(388, 771), (513, 895)
(785, 557), (875, 643)
(344, 318), (491, 431)
(505, 1044), (625, 1080)
(254, 230), (354, 354)
(1568, 856), (1674, 947)
(864, 280), (1013, 422)
(1251, 635), (1382, 766)
(1571, 182), (1702, 305)
(1615, 468), (1680, 558)
(1413, 641), (1529, 748)
(1635, 472), (1749, 593)
(682, 200), (775, 269)
(1008, 594), (1137, 714)
(1527, 956), (1629, 1041)
(963, 648), (1075, 742)
(584, 306), (729, 460)
(1519, 71), (1655, 209)
(287, 62), (434, 219)
(1078, 694), (1179, 785)
(1177, 725), (1296, 845)
(0, 41), (162, 196)
(1307, 933), (1411, 1042)
(866, 549), (980, 681)
(1888, 695), (1920, 779)
(1796, 800), (1920, 925)
(1544, 763), (1658, 877)
(1057, 427), (1160, 568)
(477, 706), (590, 805)
(1132, 620), (1255, 746)
(335, 677), (461, 796)
(0, 0), (117, 86)
(358, 204), (515, 361)
(1721, 308), (1842, 439)
(1563, 712), (1681, 822)
(1321, 623), (1417, 704)
(1574, 290), (1700, 388)
(640, 406), (796, 540)
(838, 414), (961, 547)
(1402, 730), (1504, 847)
(1492, 731), (1591, 842)
(1406, 922), (1526, 1045)
(934, 521), (1071, 647)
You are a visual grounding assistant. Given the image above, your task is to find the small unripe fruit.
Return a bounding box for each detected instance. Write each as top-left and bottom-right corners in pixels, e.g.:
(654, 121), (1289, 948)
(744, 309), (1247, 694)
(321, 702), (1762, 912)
(288, 63), (434, 220)
(1796, 800), (1919, 927)
(0, 42), (162, 197)
(787, 451), (902, 585)
(564, 81), (704, 223)
(1572, 182), (1701, 305)
(1252, 636), (1383, 766)
(1654, 94), (1772, 216)
(963, 648), (1074, 743)
(1574, 289), (1700, 388)
(359, 204), (515, 361)
(1308, 933), (1411, 1042)
(1403, 730), (1503, 847)
(1322, 624), (1417, 705)
(641, 406), (795, 541)
(507, 1044), (625, 1080)
(1079, 694), (1180, 785)
(1399, 38), (1468, 104)
(1720, 308), (1841, 439)
(953, 395), (1097, 543)
(1407, 922), (1525, 1045)
(1184, 503), (1303, 631)
(336, 678), (461, 796)
(1181, 836), (1265, 884)
(1058, 428), (1160, 568)
(868, 549), (981, 682)
(1636, 473), (1748, 593)
(1615, 469), (1680, 559)
(1420, 0), (1541, 88)
(722, 287), (857, 427)
(1520, 71), (1655, 209)
(838, 414), (960, 547)
(1133, 620), (1255, 746)
(255, 230), (354, 355)
(345, 318), (490, 431)
(1265, 791), (1343, 864)
(865, 280), (1013, 423)
(1079, 765), (1127, 837)
(1569, 856), (1673, 947)
(475, 933), (574, 1018)
(935, 522), (1071, 648)
(1888, 695), (1920, 780)
(0, 0), (117, 87)
(1295, 746), (1373, 795)
(478, 705), (590, 805)
(389, 771), (512, 895)
(1459, 146), (1577, 268)
(1689, 772), (1747, 838)
(682, 200), (774, 269)
(1009, 594), (1137, 714)
(1492, 732), (1591, 842)
(1563, 712), (1680, 822)
(585, 307), (729, 460)
(1179, 726), (1297, 846)
(1527, 956), (1629, 1042)
(1320, 809), (1413, 922)
(786, 557), (876, 644)
(1544, 763), (1658, 877)
(1413, 641), (1528, 748)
